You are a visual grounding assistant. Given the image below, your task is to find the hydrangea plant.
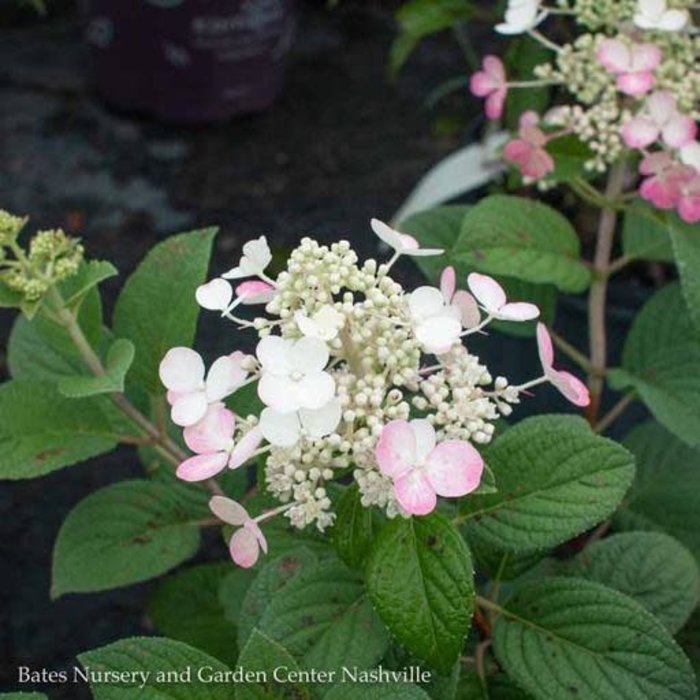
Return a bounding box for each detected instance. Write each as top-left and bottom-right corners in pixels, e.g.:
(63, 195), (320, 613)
(1, 3), (700, 697)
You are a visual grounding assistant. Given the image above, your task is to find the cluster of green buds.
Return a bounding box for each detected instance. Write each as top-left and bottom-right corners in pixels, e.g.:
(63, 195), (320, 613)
(0, 210), (84, 302)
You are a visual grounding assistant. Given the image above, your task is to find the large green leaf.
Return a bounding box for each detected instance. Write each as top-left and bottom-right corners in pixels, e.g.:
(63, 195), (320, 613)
(113, 228), (217, 394)
(677, 608), (700, 684)
(455, 196), (590, 292)
(670, 218), (700, 332)
(615, 422), (700, 566)
(622, 201), (674, 262)
(0, 379), (118, 480)
(365, 512), (474, 674)
(324, 684), (431, 699)
(459, 415), (635, 553)
(493, 577), (698, 700)
(77, 637), (232, 699)
(330, 485), (383, 569)
(148, 563), (238, 666)
(257, 560), (390, 674)
(609, 283), (700, 447)
(52, 480), (206, 597)
(564, 532), (700, 633)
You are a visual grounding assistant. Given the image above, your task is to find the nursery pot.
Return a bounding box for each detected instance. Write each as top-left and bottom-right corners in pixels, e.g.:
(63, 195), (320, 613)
(81, 0), (296, 123)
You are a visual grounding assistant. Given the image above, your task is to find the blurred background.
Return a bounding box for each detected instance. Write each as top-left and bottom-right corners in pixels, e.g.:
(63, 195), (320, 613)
(0, 1), (647, 696)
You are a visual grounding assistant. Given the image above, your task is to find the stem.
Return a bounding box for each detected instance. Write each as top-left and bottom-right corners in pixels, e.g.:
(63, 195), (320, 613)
(586, 160), (628, 424)
(594, 393), (636, 434)
(46, 288), (223, 496)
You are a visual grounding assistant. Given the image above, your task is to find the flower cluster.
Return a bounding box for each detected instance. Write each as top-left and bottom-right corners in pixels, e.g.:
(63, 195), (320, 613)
(160, 224), (589, 567)
(470, 0), (700, 222)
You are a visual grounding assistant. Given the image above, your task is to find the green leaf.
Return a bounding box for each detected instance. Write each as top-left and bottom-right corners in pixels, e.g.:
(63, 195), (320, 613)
(0, 379), (118, 480)
(459, 415), (635, 553)
(58, 338), (135, 397)
(455, 196), (590, 293)
(52, 480), (206, 597)
(330, 485), (383, 569)
(401, 205), (557, 336)
(468, 533), (545, 582)
(670, 217), (700, 333)
(324, 683), (431, 699)
(113, 228), (217, 394)
(365, 512), (474, 674)
(565, 532), (700, 633)
(60, 259), (118, 309)
(148, 563), (239, 666)
(610, 283), (700, 447)
(505, 37), (552, 131)
(236, 629), (308, 700)
(677, 609), (700, 684)
(77, 637), (232, 699)
(615, 421), (700, 566)
(256, 560), (390, 674)
(493, 577), (698, 700)
(0, 279), (24, 308)
(390, 0), (473, 74)
(545, 135), (595, 184)
(622, 201), (674, 262)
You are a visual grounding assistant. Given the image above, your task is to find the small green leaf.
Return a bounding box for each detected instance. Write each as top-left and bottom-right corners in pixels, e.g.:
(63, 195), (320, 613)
(113, 228), (217, 394)
(365, 512), (474, 673)
(58, 338), (135, 398)
(52, 480), (206, 596)
(670, 217), (700, 333)
(78, 637), (232, 699)
(564, 532), (700, 633)
(493, 577), (698, 700)
(545, 135), (595, 184)
(459, 415), (635, 553)
(622, 201), (674, 262)
(331, 486), (383, 569)
(148, 563), (239, 666)
(60, 259), (118, 309)
(0, 379), (118, 480)
(455, 195), (590, 292)
(615, 421), (700, 567)
(611, 283), (700, 447)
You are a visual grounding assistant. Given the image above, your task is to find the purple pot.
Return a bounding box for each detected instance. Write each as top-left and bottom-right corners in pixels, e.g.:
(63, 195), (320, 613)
(82, 0), (296, 123)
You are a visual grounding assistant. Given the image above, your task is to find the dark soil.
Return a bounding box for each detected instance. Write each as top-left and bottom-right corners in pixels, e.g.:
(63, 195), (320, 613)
(0, 2), (648, 698)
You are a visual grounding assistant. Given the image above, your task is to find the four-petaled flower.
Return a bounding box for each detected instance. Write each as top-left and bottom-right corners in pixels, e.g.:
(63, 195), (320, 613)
(222, 236), (272, 280)
(470, 56), (508, 120)
(375, 419), (484, 516)
(496, 0), (546, 35)
(159, 348), (249, 427)
(638, 152), (695, 210)
(597, 39), (662, 97)
(256, 335), (335, 413)
(370, 219), (444, 258)
(177, 404), (263, 481)
(209, 496), (268, 568)
(633, 0), (689, 31)
(621, 91), (697, 150)
(536, 324), (590, 407)
(468, 272), (540, 322)
(259, 398), (342, 447)
(504, 112), (556, 182)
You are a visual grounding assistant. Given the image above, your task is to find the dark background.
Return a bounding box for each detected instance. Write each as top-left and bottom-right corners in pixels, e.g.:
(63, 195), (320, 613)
(0, 1), (649, 697)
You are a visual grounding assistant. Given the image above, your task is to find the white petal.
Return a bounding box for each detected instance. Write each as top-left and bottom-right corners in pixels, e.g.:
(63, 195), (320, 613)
(171, 391), (208, 427)
(221, 265), (246, 280)
(288, 337), (329, 374)
(205, 354), (248, 402)
(408, 287), (446, 323)
(410, 419), (436, 463)
(159, 347), (205, 392)
(195, 279), (233, 311)
(681, 143), (700, 172)
(415, 317), (462, 355)
(258, 374), (301, 413)
(371, 218), (402, 250)
(658, 9), (689, 31)
(229, 427), (263, 469)
(299, 398), (342, 439)
(495, 302), (540, 322)
(256, 335), (292, 376)
(259, 408), (301, 447)
(209, 496), (249, 526)
(242, 236), (272, 270)
(467, 273), (507, 313)
(296, 372), (336, 410)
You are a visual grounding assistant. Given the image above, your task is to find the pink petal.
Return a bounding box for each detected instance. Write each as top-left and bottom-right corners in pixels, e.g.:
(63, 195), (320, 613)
(470, 72), (497, 98)
(621, 116), (659, 149)
(398, 233), (420, 251)
(411, 419), (437, 463)
(229, 427), (263, 469)
(183, 403), (235, 454)
(176, 452), (228, 481)
(549, 370), (591, 407)
(504, 138), (532, 167)
(235, 280), (276, 305)
(246, 520), (268, 554)
(159, 347), (205, 392)
(662, 115), (697, 149)
(519, 111), (541, 129)
(640, 151), (673, 176)
(467, 273), (507, 313)
(440, 266), (456, 303)
(678, 180), (700, 223)
(497, 302), (540, 322)
(640, 175), (681, 209)
(521, 148), (555, 180)
(617, 72), (656, 97)
(485, 90), (506, 120)
(483, 55), (505, 83)
(597, 39), (630, 73)
(171, 391), (208, 427)
(536, 323), (554, 372)
(375, 420), (417, 478)
(394, 470), (437, 516)
(630, 43), (662, 72)
(424, 440), (484, 498)
(229, 527), (260, 568)
(453, 290), (481, 329)
(647, 91), (677, 124)
(209, 495), (250, 526)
